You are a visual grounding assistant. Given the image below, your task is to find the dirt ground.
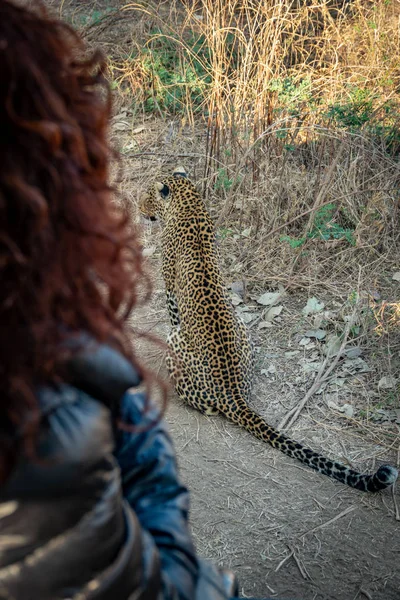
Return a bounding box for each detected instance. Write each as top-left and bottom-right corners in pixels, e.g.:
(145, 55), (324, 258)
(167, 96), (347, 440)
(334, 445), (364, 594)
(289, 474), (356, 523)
(113, 87), (400, 600)
(131, 243), (400, 600)
(42, 2), (400, 598)
(117, 120), (400, 600)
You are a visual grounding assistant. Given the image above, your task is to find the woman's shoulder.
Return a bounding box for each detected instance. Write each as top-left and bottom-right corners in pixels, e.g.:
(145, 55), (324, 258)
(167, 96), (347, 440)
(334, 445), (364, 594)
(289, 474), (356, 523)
(2, 384), (115, 500)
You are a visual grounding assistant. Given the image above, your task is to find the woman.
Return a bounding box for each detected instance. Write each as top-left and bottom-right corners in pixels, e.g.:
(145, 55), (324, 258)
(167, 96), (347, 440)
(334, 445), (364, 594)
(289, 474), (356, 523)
(0, 2), (241, 599)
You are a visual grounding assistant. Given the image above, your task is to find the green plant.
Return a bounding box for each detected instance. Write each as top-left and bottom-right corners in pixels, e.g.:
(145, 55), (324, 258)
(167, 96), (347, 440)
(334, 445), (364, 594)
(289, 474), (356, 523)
(280, 204), (356, 249)
(269, 77), (313, 116)
(74, 7), (116, 27)
(280, 235), (307, 249)
(326, 89), (400, 154)
(216, 227), (235, 241)
(140, 32), (209, 114)
(214, 168), (241, 192)
(112, 29), (213, 116)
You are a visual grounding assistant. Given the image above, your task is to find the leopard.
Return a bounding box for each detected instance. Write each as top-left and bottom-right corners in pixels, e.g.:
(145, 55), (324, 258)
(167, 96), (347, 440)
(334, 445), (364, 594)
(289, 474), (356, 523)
(139, 166), (398, 493)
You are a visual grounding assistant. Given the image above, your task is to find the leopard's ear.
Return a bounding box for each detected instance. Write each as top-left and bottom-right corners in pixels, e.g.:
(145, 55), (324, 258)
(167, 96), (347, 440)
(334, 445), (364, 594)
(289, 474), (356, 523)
(173, 166), (187, 178)
(156, 182), (170, 198)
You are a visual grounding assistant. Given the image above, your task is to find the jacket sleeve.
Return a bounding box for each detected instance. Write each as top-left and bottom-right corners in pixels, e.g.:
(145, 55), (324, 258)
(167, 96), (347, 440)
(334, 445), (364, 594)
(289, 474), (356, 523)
(114, 392), (198, 600)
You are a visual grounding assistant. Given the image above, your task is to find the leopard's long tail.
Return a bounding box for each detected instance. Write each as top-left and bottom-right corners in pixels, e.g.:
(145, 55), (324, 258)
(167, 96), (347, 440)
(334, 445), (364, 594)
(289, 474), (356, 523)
(225, 396), (397, 492)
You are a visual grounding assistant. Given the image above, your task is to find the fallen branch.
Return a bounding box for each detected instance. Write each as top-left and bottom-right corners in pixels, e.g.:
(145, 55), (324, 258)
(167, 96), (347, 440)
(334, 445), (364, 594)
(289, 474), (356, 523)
(278, 320), (352, 430)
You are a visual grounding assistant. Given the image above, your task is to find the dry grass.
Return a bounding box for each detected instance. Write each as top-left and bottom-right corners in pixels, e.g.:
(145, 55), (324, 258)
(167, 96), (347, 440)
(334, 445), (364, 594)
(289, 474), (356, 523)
(97, 0), (400, 295)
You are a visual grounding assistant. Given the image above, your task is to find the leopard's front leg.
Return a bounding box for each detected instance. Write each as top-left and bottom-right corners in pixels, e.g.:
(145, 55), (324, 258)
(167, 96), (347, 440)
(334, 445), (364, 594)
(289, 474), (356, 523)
(165, 289), (180, 328)
(162, 225), (181, 327)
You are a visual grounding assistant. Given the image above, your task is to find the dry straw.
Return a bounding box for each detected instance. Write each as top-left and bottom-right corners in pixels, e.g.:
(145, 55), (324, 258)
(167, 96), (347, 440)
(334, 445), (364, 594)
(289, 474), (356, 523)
(60, 0), (400, 294)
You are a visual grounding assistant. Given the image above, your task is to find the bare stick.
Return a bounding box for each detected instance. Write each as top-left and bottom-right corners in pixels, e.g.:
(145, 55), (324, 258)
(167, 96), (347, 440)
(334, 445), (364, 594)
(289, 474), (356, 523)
(278, 320), (352, 430)
(391, 485), (400, 521)
(300, 505), (357, 537)
(286, 544), (310, 580)
(275, 548), (294, 573)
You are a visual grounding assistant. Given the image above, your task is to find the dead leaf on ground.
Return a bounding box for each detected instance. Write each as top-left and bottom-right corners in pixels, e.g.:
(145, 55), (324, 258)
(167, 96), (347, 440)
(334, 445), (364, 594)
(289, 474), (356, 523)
(322, 334), (342, 357)
(378, 375), (397, 390)
(112, 111), (128, 120)
(264, 305), (283, 321)
(258, 321), (273, 329)
(261, 365), (277, 376)
(326, 399), (354, 417)
(229, 291), (243, 306)
(238, 311), (257, 324)
(302, 297), (325, 316)
(132, 125), (146, 134)
(344, 347), (362, 359)
(304, 329), (327, 340)
(142, 246), (156, 257)
(392, 271), (400, 282)
(372, 408), (400, 424)
(302, 361), (323, 374)
(285, 350), (300, 358)
(256, 291), (283, 306)
(230, 281), (245, 297)
(313, 310), (336, 328)
(342, 403), (354, 418)
(339, 357), (371, 375)
(113, 121), (131, 131)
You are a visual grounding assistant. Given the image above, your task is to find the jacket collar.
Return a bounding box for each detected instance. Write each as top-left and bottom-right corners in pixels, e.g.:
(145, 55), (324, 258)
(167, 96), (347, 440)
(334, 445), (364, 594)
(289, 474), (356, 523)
(66, 334), (142, 407)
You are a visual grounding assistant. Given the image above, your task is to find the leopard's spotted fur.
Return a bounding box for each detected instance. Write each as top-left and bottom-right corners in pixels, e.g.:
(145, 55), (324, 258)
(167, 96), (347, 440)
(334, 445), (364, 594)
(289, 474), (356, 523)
(140, 167), (398, 493)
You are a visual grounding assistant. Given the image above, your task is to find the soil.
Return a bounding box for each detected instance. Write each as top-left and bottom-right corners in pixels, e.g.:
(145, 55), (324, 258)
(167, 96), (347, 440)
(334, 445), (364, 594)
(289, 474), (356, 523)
(111, 72), (400, 600)
(132, 248), (400, 600)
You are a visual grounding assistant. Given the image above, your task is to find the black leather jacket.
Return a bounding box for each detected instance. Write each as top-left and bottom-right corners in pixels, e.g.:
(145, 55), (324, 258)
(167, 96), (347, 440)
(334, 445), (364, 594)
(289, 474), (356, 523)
(0, 341), (237, 600)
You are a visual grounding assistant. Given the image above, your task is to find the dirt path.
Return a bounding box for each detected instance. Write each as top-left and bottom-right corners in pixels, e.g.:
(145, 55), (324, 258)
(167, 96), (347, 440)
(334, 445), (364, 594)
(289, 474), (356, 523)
(132, 246), (400, 600)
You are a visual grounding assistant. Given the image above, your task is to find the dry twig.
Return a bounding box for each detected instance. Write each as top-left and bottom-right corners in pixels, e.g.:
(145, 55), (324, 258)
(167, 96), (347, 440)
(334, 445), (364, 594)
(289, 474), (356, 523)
(278, 320), (352, 430)
(300, 505), (357, 537)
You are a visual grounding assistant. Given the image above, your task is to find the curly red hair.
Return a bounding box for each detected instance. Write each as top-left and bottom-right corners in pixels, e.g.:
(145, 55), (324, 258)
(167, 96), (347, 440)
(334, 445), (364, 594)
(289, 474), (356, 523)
(0, 1), (151, 480)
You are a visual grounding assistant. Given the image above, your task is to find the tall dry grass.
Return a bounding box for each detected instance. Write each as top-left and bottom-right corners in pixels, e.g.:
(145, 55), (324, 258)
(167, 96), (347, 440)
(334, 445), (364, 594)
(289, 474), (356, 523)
(116, 0), (400, 294)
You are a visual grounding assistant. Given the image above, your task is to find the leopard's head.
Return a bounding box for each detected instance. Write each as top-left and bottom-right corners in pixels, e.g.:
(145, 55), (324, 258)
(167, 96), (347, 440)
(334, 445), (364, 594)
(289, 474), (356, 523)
(139, 166), (188, 223)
